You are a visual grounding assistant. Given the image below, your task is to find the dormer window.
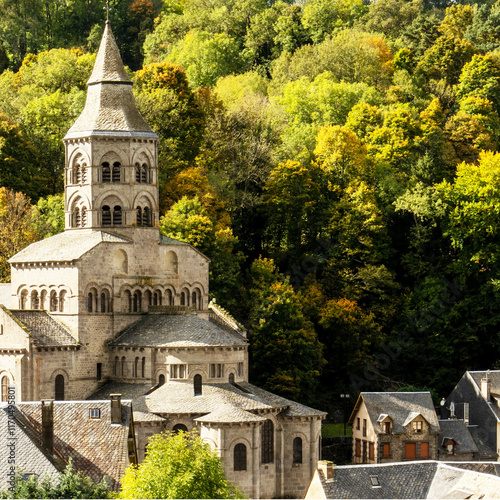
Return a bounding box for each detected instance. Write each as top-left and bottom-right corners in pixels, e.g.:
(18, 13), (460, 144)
(89, 408), (101, 419)
(412, 420), (423, 433)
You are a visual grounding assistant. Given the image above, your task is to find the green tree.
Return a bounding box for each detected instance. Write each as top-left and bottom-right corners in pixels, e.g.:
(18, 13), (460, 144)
(301, 0), (366, 43)
(119, 430), (243, 499)
(248, 258), (324, 404)
(0, 188), (39, 282)
(358, 0), (422, 40)
(0, 460), (110, 499)
(164, 30), (248, 88)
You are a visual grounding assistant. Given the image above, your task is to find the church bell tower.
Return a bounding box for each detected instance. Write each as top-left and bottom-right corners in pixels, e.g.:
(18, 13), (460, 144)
(63, 21), (159, 233)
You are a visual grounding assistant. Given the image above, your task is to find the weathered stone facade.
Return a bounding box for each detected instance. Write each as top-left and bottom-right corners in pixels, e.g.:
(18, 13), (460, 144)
(0, 20), (325, 498)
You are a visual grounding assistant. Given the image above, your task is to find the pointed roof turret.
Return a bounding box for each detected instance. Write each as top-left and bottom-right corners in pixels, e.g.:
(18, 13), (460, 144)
(65, 21), (157, 139)
(87, 21), (132, 85)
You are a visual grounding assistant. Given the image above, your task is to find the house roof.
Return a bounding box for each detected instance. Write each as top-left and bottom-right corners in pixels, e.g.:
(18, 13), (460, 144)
(90, 380), (326, 423)
(349, 392), (439, 435)
(16, 400), (134, 490)
(8, 309), (78, 347)
(0, 405), (60, 488)
(65, 22), (156, 139)
(318, 461), (438, 499)
(438, 419), (479, 455)
(109, 312), (248, 348)
(315, 461), (500, 499)
(9, 230), (131, 264)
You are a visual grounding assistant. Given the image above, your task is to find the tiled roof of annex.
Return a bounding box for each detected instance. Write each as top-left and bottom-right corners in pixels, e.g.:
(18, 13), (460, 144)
(16, 400), (134, 490)
(109, 312), (247, 348)
(7, 308), (78, 347)
(9, 230), (131, 263)
(0, 405), (61, 489)
(91, 380), (326, 423)
(350, 392), (440, 435)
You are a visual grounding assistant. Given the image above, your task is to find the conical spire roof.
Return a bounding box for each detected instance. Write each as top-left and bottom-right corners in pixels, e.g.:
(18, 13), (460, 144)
(88, 21), (132, 85)
(65, 22), (157, 139)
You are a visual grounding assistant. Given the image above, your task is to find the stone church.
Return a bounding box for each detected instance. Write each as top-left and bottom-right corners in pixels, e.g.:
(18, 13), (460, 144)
(0, 21), (325, 498)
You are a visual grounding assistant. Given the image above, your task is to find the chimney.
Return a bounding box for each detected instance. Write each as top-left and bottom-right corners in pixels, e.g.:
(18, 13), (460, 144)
(41, 400), (54, 454)
(318, 460), (334, 482)
(110, 394), (122, 424)
(481, 376), (491, 401)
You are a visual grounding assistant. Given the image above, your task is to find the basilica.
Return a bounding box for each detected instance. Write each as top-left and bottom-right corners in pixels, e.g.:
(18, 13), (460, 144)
(0, 21), (324, 498)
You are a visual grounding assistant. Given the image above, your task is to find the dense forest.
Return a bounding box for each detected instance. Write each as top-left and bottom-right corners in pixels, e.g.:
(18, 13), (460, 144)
(1, 0), (500, 415)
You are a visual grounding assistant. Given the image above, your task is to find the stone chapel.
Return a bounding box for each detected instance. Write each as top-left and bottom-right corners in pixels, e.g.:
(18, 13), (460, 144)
(0, 21), (325, 498)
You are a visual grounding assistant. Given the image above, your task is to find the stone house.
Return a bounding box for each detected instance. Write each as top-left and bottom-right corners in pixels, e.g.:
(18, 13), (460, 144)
(443, 370), (500, 460)
(0, 20), (325, 498)
(348, 392), (440, 464)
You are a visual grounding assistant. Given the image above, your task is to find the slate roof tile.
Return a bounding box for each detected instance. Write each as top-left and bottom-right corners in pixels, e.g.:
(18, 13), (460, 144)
(17, 400), (133, 490)
(9, 230), (131, 263)
(357, 392), (440, 435)
(110, 313), (247, 348)
(0, 405), (60, 489)
(9, 309), (78, 347)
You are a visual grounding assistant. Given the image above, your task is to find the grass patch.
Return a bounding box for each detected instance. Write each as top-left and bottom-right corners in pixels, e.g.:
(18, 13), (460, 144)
(322, 423), (352, 437)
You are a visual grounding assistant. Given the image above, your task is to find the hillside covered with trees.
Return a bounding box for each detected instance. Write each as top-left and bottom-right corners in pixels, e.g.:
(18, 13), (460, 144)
(1, 0), (500, 414)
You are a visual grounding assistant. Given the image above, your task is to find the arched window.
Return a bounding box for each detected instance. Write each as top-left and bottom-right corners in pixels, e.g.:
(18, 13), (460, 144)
(50, 291), (58, 312)
(100, 289), (110, 313)
(102, 162), (111, 183)
(102, 205), (111, 226)
(142, 357), (146, 378)
(112, 162), (121, 183)
(133, 291), (142, 312)
(114, 250), (128, 274)
(136, 206), (142, 225)
(261, 420), (274, 464)
(31, 290), (39, 310)
(87, 288), (97, 313)
(158, 374), (165, 386)
(293, 437), (303, 464)
(134, 357), (139, 378)
(81, 207), (87, 227)
(59, 290), (66, 312)
(121, 356), (126, 377)
(40, 290), (47, 310)
(229, 373), (235, 385)
(166, 251), (178, 273)
(234, 444), (247, 471)
(194, 374), (202, 396)
(113, 356), (119, 376)
(113, 206), (122, 225)
(124, 290), (132, 312)
(1, 376), (8, 402)
(173, 424), (188, 433)
(55, 374), (64, 400)
(143, 206), (150, 226)
(20, 289), (28, 309)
